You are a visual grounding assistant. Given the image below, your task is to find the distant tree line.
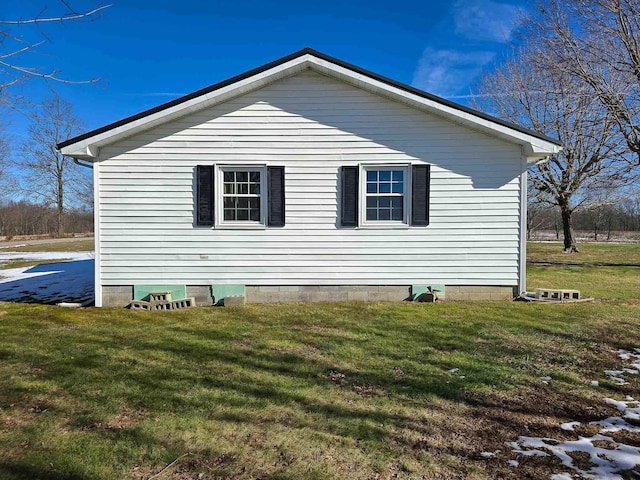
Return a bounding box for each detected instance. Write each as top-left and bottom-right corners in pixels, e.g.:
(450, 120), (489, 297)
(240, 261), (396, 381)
(0, 201), (93, 238)
(528, 199), (640, 241)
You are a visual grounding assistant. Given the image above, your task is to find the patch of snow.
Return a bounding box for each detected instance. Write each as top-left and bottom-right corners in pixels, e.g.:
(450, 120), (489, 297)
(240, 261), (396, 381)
(0, 244), (26, 249)
(591, 416), (640, 433)
(0, 251), (92, 262)
(510, 349), (640, 479)
(480, 450), (499, 458)
(508, 441), (549, 456)
(605, 369), (630, 385)
(605, 350), (640, 386)
(590, 380), (599, 387)
(589, 397), (640, 433)
(513, 434), (640, 479)
(448, 368), (459, 373)
(604, 397), (640, 417)
(540, 376), (552, 381)
(0, 252), (94, 304)
(508, 460), (519, 467)
(560, 421), (581, 431)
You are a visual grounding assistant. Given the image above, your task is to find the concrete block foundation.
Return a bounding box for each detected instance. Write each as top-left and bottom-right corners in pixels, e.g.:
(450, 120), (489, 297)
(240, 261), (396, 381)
(187, 285), (215, 306)
(101, 285), (518, 306)
(444, 286), (517, 301)
(102, 286), (133, 307)
(245, 285), (411, 303)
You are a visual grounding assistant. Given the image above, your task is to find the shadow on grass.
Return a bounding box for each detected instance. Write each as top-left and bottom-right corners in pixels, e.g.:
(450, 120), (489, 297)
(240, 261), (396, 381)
(21, 312), (563, 442)
(0, 259), (93, 304)
(0, 302), (628, 479)
(0, 463), (90, 480)
(530, 261), (640, 267)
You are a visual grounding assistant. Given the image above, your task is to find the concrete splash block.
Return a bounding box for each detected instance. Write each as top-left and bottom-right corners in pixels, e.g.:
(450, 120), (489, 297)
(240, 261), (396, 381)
(535, 288), (581, 300)
(129, 297), (196, 311)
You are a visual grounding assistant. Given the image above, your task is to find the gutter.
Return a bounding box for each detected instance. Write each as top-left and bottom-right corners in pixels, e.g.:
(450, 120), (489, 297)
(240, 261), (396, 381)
(73, 158), (93, 169)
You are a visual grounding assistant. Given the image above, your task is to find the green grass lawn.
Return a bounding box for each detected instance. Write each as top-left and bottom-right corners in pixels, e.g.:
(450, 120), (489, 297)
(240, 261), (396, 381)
(528, 241), (640, 266)
(0, 243), (639, 479)
(6, 239), (94, 253)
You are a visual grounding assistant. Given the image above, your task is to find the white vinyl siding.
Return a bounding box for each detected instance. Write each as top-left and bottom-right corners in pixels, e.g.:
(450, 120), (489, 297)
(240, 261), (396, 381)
(96, 70), (523, 287)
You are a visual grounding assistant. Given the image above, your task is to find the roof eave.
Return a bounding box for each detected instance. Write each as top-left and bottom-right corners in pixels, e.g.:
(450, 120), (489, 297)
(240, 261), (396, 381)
(58, 48), (562, 159)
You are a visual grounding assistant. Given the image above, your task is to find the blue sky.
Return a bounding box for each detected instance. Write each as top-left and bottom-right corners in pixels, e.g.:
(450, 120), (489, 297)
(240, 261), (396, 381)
(2, 0), (526, 141)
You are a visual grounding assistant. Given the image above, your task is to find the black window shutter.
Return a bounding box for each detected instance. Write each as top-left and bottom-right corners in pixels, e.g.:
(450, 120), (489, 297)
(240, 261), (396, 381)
(267, 166), (285, 227)
(341, 166), (359, 227)
(411, 164), (430, 226)
(196, 165), (214, 226)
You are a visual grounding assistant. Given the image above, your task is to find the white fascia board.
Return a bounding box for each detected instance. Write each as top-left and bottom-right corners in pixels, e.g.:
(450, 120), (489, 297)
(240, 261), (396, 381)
(61, 52), (561, 161)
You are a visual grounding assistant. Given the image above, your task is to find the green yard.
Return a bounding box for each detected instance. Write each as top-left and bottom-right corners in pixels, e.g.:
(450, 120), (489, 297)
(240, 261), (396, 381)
(6, 239), (95, 253)
(0, 243), (639, 479)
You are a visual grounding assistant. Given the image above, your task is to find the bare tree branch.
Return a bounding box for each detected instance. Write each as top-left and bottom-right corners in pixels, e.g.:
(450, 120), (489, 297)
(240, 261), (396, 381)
(474, 39), (638, 252)
(0, 5), (111, 24)
(0, 2), (110, 93)
(531, 0), (640, 163)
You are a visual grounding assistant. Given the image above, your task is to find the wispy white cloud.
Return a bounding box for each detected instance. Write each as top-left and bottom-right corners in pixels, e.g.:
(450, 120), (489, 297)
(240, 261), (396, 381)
(411, 0), (523, 98)
(411, 48), (495, 97)
(453, 0), (522, 43)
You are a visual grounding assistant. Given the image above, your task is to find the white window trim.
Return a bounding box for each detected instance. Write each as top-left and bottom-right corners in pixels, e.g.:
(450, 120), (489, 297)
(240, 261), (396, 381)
(214, 164), (267, 229)
(358, 163), (411, 229)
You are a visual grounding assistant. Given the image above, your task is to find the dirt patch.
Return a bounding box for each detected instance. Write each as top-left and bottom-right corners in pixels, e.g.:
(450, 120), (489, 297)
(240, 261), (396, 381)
(109, 408), (148, 429)
(132, 452), (239, 480)
(269, 342), (331, 364)
(352, 384), (384, 398)
(231, 336), (252, 350)
(73, 407), (148, 433)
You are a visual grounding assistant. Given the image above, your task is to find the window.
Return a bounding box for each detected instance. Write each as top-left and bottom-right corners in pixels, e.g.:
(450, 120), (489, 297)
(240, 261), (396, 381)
(340, 164), (430, 228)
(360, 165), (410, 226)
(222, 169), (262, 222)
(365, 169), (405, 221)
(195, 165), (285, 228)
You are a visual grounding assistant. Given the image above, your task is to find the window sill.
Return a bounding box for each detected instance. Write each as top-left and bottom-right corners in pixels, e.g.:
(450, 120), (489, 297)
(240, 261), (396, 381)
(357, 223), (411, 230)
(214, 223), (267, 230)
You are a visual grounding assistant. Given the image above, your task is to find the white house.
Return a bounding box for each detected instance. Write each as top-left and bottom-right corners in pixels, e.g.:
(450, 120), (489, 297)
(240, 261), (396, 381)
(58, 49), (561, 307)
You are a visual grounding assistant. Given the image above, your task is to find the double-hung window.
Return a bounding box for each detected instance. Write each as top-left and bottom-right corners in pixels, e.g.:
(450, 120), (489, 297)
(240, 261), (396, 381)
(364, 167), (407, 223)
(341, 163), (430, 228)
(221, 167), (264, 223)
(195, 164), (285, 228)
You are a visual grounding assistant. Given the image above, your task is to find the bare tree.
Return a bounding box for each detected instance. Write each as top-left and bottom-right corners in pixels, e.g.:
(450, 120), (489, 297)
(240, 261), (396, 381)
(531, 0), (640, 164)
(0, 2), (110, 96)
(475, 45), (635, 252)
(0, 127), (8, 185)
(18, 95), (89, 237)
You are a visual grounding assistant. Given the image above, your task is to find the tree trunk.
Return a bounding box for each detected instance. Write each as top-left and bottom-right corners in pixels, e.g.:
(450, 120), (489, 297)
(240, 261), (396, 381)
(559, 200), (578, 253)
(57, 173), (64, 238)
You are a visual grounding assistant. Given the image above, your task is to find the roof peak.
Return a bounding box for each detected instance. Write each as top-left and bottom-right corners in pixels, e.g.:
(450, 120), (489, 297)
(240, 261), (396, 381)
(58, 48), (561, 151)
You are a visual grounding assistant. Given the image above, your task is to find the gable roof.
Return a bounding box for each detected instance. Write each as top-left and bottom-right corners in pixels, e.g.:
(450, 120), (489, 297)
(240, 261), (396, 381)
(58, 48), (562, 161)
